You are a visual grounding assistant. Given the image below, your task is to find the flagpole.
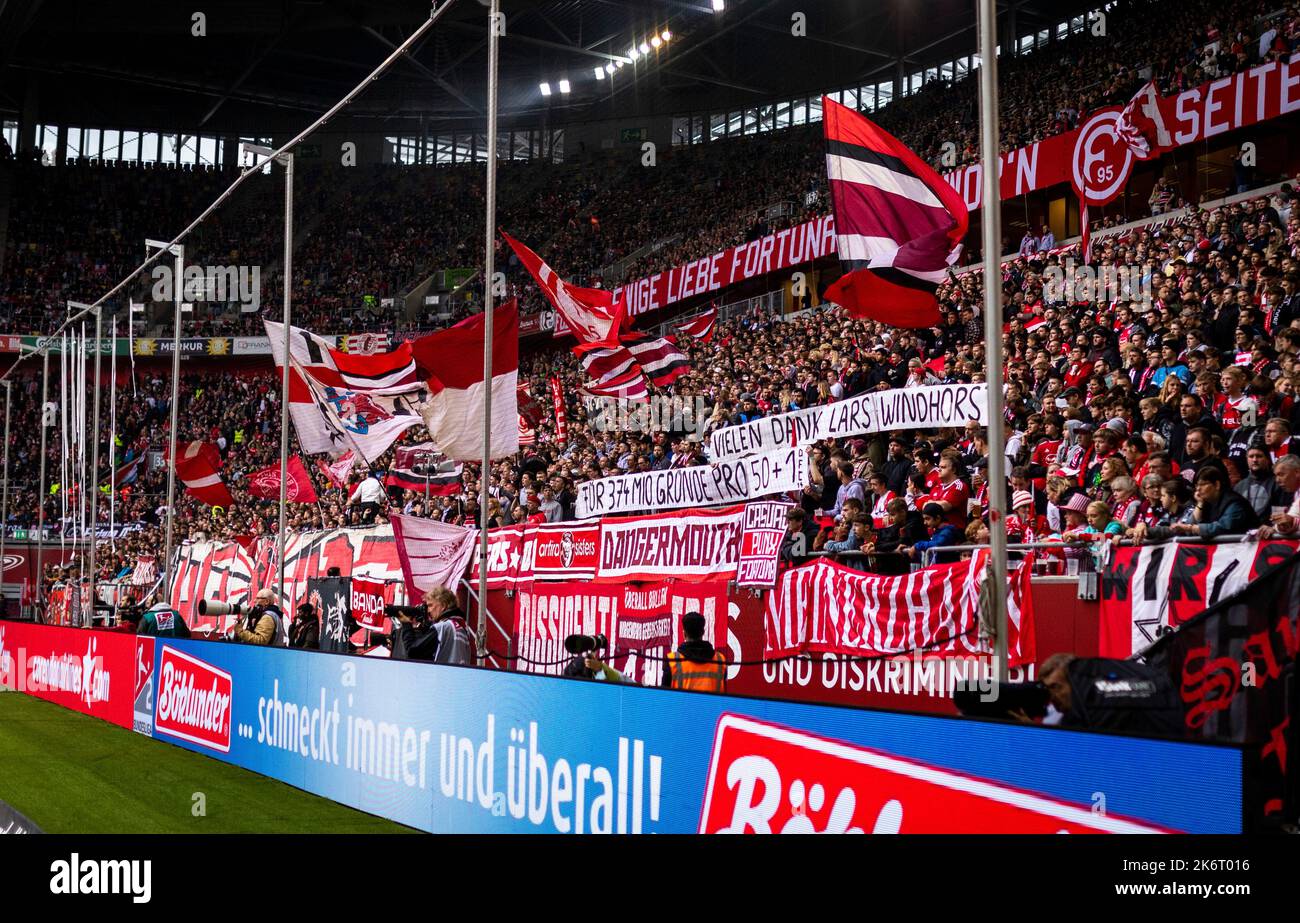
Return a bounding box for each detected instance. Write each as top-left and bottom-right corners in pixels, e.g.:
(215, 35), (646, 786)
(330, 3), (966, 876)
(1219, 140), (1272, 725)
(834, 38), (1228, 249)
(146, 240), (186, 595)
(36, 349), (49, 616)
(278, 152), (295, 608)
(977, 0), (1010, 683)
(109, 316), (117, 554)
(476, 0), (500, 664)
(0, 380), (10, 614)
(88, 304), (102, 622)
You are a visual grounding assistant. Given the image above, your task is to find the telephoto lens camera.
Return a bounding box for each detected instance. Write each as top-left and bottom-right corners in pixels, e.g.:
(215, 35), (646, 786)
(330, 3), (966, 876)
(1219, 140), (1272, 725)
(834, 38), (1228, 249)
(385, 604), (427, 622)
(198, 600), (244, 617)
(563, 633), (609, 655)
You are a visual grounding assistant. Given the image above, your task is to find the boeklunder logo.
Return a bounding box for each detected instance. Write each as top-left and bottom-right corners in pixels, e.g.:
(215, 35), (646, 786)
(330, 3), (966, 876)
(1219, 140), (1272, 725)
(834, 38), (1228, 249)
(154, 646), (233, 753)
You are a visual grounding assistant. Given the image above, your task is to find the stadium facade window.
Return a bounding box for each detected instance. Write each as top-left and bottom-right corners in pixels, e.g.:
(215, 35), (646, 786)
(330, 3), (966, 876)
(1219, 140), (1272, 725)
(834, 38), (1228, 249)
(774, 101), (789, 130)
(876, 82), (892, 108)
(940, 62), (954, 82)
(1, 120), (16, 155)
(179, 136), (197, 166)
(791, 99), (806, 126)
(103, 129), (120, 162)
(1037, 29), (1049, 48)
(83, 128), (100, 161)
(472, 134), (488, 163)
(841, 88), (858, 110)
(859, 85), (875, 111)
(1071, 15), (1085, 33)
(198, 136), (217, 166)
(808, 96), (822, 123)
(710, 113), (725, 141)
(758, 105), (773, 132)
(955, 57), (969, 79)
(743, 109), (758, 135)
(436, 134), (454, 164)
(691, 115), (706, 144)
(550, 129), (563, 163)
(141, 132), (158, 164)
(65, 127), (82, 160)
(925, 66), (938, 84)
(727, 110), (742, 136)
(122, 131), (140, 163)
(908, 73), (921, 94)
(671, 116), (690, 146)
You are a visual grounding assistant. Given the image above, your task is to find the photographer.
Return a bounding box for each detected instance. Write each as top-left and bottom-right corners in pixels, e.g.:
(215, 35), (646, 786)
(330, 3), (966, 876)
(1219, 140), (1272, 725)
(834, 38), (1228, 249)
(230, 587), (288, 646)
(395, 586), (473, 665)
(562, 648), (633, 684)
(288, 602), (320, 650)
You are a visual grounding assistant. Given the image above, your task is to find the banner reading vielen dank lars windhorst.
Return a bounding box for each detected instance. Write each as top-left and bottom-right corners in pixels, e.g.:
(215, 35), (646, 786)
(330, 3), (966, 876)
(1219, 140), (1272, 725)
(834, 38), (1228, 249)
(708, 383), (987, 461)
(576, 446), (808, 518)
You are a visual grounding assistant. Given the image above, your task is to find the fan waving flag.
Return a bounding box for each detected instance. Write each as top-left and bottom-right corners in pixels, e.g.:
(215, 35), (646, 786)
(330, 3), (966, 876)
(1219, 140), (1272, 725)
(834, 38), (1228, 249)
(822, 95), (969, 328)
(1116, 80), (1171, 160)
(247, 456), (319, 503)
(677, 306), (717, 343)
(501, 230), (625, 352)
(409, 299), (520, 461)
(170, 441), (233, 508)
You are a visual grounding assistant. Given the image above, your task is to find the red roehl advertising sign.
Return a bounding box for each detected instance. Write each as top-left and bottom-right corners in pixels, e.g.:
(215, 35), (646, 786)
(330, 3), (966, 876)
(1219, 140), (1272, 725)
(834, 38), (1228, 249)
(0, 623), (134, 728)
(698, 715), (1174, 834)
(154, 646), (233, 753)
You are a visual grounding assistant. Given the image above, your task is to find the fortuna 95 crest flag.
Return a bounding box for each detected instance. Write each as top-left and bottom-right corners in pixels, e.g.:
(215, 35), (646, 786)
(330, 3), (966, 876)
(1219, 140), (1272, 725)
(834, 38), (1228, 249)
(247, 456), (319, 503)
(822, 95), (969, 328)
(501, 230), (625, 353)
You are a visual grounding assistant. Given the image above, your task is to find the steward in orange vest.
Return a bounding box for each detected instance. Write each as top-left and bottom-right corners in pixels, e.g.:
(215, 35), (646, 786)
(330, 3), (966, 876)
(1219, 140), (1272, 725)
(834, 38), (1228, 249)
(661, 611), (727, 693)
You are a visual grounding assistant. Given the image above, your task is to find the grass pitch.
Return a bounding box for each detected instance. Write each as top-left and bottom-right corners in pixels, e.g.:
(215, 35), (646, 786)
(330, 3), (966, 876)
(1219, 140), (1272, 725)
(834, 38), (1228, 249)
(0, 693), (415, 833)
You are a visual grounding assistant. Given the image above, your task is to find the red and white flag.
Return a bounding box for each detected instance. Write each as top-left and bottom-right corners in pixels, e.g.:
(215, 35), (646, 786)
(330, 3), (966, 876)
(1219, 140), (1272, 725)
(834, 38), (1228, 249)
(389, 513), (479, 601)
(518, 383), (537, 447)
(822, 95), (969, 328)
(338, 332), (392, 355)
(316, 451), (356, 489)
(1116, 80), (1170, 160)
(582, 367), (649, 402)
(502, 231), (625, 352)
(677, 306), (717, 343)
(621, 331), (690, 387)
(171, 441), (234, 508)
(265, 320), (425, 461)
(246, 456), (319, 503)
(385, 443), (462, 495)
(550, 376), (568, 443)
(409, 299), (520, 461)
(580, 346), (649, 401)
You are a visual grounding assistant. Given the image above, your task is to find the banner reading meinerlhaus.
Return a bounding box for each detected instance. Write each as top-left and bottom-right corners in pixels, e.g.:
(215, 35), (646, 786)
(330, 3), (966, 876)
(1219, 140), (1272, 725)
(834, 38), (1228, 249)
(575, 445), (808, 518)
(708, 383), (988, 462)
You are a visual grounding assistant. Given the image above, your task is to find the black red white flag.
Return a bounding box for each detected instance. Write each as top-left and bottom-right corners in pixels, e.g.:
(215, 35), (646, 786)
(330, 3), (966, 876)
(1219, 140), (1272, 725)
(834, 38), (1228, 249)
(620, 331), (689, 387)
(501, 231), (625, 353)
(677, 306), (717, 343)
(822, 95), (969, 328)
(1116, 80), (1171, 160)
(385, 442), (463, 495)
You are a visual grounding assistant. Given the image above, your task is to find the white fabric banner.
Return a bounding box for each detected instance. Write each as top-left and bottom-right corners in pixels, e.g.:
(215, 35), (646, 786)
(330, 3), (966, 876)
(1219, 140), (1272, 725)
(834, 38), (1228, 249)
(708, 383), (988, 461)
(576, 445), (808, 518)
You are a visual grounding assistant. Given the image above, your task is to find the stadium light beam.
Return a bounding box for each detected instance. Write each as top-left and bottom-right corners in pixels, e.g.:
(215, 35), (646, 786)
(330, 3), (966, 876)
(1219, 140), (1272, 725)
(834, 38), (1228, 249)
(539, 81), (552, 96)
(628, 46), (639, 61)
(558, 79), (571, 94)
(712, 0), (725, 11)
(650, 36), (662, 49)
(976, 0), (1010, 683)
(639, 42), (650, 54)
(594, 66), (605, 79)
(661, 30), (672, 41)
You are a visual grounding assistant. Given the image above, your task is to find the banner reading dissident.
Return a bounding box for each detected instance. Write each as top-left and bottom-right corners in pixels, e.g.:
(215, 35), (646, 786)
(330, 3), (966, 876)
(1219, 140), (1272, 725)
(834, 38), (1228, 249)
(575, 445), (808, 518)
(708, 383), (988, 462)
(121, 634), (1242, 832)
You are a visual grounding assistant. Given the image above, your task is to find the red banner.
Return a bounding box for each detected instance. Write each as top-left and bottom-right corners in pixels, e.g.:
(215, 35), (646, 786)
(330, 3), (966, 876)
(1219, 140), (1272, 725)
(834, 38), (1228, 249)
(1097, 540), (1299, 658)
(764, 553), (1035, 667)
(0, 622), (137, 729)
(550, 375), (568, 443)
(512, 580), (728, 684)
(735, 501), (792, 587)
(698, 714), (1172, 833)
(611, 214), (837, 318)
(350, 577), (388, 631)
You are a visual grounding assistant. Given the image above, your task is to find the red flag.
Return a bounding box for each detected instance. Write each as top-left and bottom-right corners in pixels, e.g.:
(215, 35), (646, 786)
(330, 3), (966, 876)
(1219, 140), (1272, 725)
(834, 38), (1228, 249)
(170, 441), (234, 508)
(677, 306), (717, 343)
(550, 376), (568, 443)
(501, 231), (625, 352)
(822, 95), (968, 328)
(1115, 80), (1170, 160)
(315, 451), (356, 489)
(247, 456), (319, 503)
(620, 331), (689, 387)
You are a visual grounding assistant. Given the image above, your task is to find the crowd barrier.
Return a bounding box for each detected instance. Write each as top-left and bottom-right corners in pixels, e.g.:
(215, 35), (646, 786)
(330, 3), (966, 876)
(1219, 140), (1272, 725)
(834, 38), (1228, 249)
(0, 621), (1247, 834)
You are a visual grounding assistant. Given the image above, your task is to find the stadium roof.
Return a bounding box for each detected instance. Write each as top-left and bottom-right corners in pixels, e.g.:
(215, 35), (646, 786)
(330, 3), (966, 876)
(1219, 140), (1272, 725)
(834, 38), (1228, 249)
(1, 0), (1100, 134)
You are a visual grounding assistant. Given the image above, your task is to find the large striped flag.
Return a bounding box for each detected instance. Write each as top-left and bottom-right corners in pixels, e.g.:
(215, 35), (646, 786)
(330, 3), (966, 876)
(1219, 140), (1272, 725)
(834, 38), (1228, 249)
(389, 513), (478, 600)
(1115, 80), (1170, 160)
(582, 367), (649, 402)
(620, 331), (689, 387)
(170, 441), (233, 508)
(502, 230), (625, 353)
(385, 443), (462, 495)
(265, 320), (425, 461)
(579, 345), (649, 401)
(677, 306), (717, 343)
(822, 95), (969, 328)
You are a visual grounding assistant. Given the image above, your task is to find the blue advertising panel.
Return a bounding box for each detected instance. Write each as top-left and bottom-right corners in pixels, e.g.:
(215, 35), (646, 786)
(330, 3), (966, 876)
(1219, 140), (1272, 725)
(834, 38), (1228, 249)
(146, 638), (1243, 834)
